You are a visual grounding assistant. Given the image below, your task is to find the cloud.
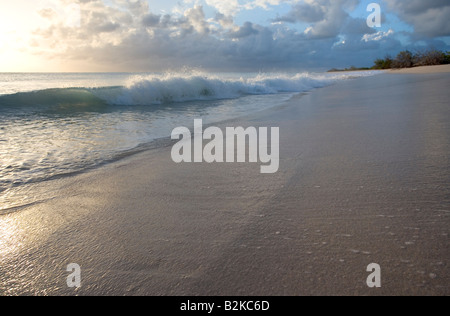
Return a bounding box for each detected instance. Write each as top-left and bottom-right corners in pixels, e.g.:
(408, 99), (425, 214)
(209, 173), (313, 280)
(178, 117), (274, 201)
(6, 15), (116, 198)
(184, 5), (210, 35)
(205, 0), (240, 16)
(228, 22), (259, 39)
(243, 0), (287, 11)
(23, 0), (450, 72)
(275, 0), (359, 39)
(214, 13), (234, 29)
(275, 1), (325, 23)
(142, 13), (161, 27)
(384, 0), (450, 37)
(362, 29), (394, 42)
(204, 0), (286, 15)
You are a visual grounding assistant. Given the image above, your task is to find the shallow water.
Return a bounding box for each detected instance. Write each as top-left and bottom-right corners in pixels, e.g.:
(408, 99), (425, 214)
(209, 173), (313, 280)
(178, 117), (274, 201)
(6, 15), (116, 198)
(0, 71), (379, 211)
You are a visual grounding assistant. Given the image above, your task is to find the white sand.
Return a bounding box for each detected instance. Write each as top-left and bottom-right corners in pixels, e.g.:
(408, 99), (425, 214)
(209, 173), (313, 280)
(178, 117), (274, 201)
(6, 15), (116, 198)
(389, 64), (450, 74)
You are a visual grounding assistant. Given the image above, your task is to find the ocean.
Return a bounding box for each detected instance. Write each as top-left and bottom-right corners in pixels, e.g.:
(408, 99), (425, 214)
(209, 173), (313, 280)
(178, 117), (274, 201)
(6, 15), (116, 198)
(0, 71), (378, 212)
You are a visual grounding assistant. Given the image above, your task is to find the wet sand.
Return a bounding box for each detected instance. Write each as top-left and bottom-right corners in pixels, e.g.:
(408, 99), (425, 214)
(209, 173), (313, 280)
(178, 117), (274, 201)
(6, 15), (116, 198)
(1, 72), (449, 296)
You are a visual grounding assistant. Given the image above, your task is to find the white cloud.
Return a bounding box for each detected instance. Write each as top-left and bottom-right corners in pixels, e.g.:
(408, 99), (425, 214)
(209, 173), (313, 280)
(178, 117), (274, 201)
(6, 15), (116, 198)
(243, 0), (288, 11)
(205, 0), (240, 16)
(362, 29), (394, 42)
(204, 0), (288, 16)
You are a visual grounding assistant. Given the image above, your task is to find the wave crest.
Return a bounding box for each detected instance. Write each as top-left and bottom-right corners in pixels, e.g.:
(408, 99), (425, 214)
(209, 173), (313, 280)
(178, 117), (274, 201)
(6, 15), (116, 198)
(92, 72), (377, 105)
(0, 72), (380, 108)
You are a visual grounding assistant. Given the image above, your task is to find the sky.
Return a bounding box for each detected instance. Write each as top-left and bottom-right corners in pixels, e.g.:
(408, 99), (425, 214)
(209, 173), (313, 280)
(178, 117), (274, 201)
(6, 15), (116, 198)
(0, 0), (449, 72)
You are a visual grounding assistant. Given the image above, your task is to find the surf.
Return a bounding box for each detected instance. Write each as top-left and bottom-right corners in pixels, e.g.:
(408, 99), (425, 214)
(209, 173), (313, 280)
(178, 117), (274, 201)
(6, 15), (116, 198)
(0, 71), (379, 109)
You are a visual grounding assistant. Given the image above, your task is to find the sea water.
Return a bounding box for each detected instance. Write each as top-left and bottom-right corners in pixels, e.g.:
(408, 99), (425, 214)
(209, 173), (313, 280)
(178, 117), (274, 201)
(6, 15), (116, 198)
(0, 71), (378, 212)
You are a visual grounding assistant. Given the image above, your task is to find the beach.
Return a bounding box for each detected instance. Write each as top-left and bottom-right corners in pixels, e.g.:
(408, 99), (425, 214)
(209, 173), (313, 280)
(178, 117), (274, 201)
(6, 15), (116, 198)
(389, 64), (450, 74)
(1, 68), (449, 296)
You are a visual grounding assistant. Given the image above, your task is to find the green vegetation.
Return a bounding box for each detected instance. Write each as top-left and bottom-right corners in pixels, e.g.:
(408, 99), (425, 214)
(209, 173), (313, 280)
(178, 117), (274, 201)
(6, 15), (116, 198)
(443, 51), (450, 64)
(372, 49), (450, 70)
(329, 49), (450, 72)
(373, 56), (393, 69)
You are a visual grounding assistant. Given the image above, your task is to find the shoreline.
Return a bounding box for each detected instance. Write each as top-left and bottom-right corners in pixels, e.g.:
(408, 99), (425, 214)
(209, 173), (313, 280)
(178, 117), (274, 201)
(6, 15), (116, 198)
(329, 64), (450, 75)
(0, 92), (298, 215)
(1, 71), (449, 296)
(388, 64), (450, 74)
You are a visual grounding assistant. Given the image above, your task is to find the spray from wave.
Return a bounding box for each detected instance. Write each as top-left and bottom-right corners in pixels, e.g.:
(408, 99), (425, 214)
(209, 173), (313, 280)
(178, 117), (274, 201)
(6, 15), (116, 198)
(92, 71), (378, 106)
(0, 71), (379, 109)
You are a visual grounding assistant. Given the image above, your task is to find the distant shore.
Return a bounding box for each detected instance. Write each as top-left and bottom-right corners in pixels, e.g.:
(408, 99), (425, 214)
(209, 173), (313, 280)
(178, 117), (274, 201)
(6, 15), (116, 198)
(327, 67), (373, 73)
(329, 64), (450, 74)
(388, 64), (450, 74)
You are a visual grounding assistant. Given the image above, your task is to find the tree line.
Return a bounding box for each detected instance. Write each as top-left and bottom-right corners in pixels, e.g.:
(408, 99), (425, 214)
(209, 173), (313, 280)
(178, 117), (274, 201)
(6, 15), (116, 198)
(372, 49), (450, 69)
(329, 49), (450, 72)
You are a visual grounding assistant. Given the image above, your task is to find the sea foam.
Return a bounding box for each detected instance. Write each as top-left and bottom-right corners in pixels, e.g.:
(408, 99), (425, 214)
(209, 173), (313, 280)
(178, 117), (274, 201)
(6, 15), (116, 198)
(91, 72), (377, 106)
(0, 71), (379, 108)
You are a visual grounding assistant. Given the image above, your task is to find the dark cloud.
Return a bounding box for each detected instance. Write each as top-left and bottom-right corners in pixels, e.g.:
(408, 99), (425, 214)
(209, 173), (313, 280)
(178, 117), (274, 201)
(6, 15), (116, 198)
(228, 22), (259, 39)
(142, 13), (161, 28)
(215, 13), (234, 28)
(275, 2), (325, 24)
(384, 0), (450, 37)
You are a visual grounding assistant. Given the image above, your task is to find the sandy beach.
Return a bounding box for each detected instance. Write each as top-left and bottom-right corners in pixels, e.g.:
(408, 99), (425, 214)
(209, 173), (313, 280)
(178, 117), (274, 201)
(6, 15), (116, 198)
(1, 69), (449, 296)
(389, 64), (450, 74)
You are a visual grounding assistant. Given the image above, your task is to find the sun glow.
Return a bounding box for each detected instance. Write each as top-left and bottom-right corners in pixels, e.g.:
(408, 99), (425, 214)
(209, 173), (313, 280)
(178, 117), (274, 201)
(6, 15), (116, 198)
(0, 1), (56, 72)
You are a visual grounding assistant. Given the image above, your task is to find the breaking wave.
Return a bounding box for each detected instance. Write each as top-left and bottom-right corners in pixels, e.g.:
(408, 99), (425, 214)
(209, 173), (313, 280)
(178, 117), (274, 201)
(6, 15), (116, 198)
(0, 71), (379, 108)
